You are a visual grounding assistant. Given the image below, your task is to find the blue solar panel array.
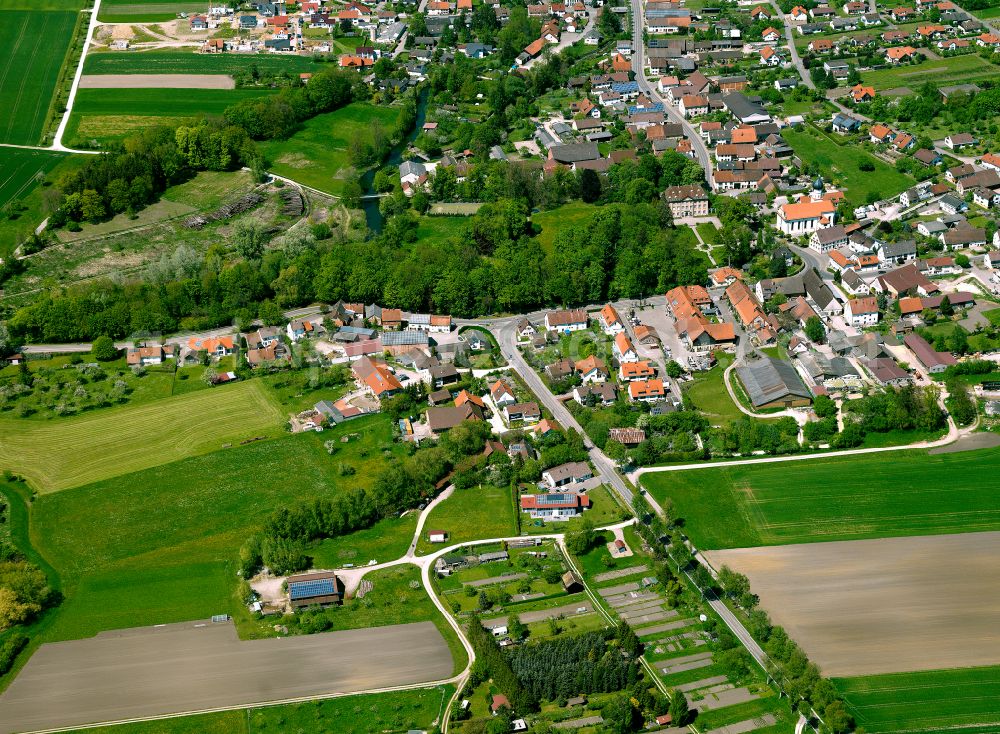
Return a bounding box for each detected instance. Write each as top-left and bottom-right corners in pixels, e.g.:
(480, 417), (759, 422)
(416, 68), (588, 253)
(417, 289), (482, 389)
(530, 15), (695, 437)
(538, 493), (576, 506)
(289, 578), (336, 600)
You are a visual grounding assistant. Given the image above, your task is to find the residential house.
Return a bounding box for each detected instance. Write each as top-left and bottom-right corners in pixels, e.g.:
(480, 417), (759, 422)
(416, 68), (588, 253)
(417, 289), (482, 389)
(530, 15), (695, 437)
(544, 309), (588, 332)
(599, 303), (625, 334)
(628, 378), (666, 402)
(520, 492), (590, 520)
(542, 461), (594, 487)
(505, 402), (541, 422)
(845, 296), (880, 327)
(353, 356), (402, 399)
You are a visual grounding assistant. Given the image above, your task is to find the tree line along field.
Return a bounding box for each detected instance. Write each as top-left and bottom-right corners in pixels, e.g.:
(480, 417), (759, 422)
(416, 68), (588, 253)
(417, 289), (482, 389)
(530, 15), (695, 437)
(0, 7), (82, 145)
(835, 666), (1000, 734)
(259, 103), (404, 196)
(641, 447), (1000, 549)
(24, 413), (404, 642)
(55, 686), (455, 734)
(0, 379), (285, 494)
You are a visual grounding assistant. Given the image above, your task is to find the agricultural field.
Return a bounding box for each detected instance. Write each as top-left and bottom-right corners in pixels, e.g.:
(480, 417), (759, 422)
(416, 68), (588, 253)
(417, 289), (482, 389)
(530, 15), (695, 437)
(835, 666), (1000, 734)
(0, 149), (80, 253)
(781, 126), (913, 207)
(0, 6), (81, 145)
(258, 103), (404, 196)
(641, 447), (1000, 549)
(706, 531), (1000, 676)
(862, 54), (1000, 92)
(57, 686), (455, 734)
(65, 88), (276, 146)
(25, 414), (400, 640)
(415, 484), (517, 555)
(83, 51), (323, 76)
(0, 379), (285, 493)
(98, 0), (211, 22)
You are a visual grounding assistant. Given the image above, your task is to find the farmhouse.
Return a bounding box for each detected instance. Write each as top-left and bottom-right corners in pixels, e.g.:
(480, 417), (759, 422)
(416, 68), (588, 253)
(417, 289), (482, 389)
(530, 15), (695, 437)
(353, 356), (403, 399)
(904, 332), (957, 374)
(520, 492), (591, 519)
(736, 356), (812, 408)
(287, 571), (342, 609)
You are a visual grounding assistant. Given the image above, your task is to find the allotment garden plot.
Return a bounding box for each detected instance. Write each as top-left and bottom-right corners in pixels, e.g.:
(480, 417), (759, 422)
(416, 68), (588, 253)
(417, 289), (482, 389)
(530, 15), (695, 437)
(705, 531), (1000, 677)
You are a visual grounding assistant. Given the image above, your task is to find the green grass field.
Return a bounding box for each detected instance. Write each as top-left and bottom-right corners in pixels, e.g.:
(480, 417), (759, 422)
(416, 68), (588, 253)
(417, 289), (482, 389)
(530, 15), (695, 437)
(642, 447), (1000, 549)
(863, 54), (1000, 91)
(84, 51), (324, 76)
(0, 9), (80, 145)
(59, 686), (455, 734)
(65, 88), (278, 145)
(28, 414), (401, 640)
(836, 666), (1000, 734)
(781, 126), (913, 208)
(682, 352), (742, 424)
(414, 215), (472, 247)
(0, 152), (89, 254)
(416, 485), (517, 554)
(259, 103), (403, 196)
(696, 221), (719, 245)
(532, 201), (599, 254)
(311, 514), (418, 568)
(98, 0), (211, 23)
(0, 380), (285, 493)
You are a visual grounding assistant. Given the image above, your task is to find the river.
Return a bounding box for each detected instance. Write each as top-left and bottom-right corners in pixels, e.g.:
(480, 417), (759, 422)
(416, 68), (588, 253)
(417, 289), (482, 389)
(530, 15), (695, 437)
(360, 88), (429, 233)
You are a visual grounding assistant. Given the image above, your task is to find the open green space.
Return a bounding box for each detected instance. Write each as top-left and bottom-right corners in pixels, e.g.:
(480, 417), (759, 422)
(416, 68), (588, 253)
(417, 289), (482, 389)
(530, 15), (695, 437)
(65, 88), (277, 145)
(60, 686), (454, 734)
(259, 103), (403, 195)
(696, 221), (720, 244)
(83, 51), (323, 76)
(682, 352), (742, 424)
(416, 485), (517, 554)
(532, 201), (599, 254)
(28, 414), (400, 640)
(414, 214), (472, 247)
(0, 9), (80, 145)
(0, 379), (286, 494)
(311, 513), (417, 568)
(781, 126), (913, 208)
(836, 666), (1000, 734)
(98, 0), (211, 22)
(862, 54), (1000, 91)
(0, 149), (82, 254)
(522, 483), (624, 535)
(642, 447), (1000, 549)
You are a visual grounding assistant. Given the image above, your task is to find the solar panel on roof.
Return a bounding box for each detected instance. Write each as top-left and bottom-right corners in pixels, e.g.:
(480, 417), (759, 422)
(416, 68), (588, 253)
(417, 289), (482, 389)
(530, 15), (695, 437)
(289, 578), (336, 600)
(538, 493), (576, 505)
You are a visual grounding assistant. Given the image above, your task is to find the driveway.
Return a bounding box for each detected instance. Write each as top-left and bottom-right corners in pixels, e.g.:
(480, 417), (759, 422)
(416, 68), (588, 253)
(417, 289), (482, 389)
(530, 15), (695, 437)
(0, 620), (454, 734)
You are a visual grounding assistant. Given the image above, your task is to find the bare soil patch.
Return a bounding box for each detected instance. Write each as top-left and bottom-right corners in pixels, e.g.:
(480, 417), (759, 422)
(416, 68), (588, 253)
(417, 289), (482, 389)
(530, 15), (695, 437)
(705, 531), (1000, 676)
(0, 619), (452, 733)
(79, 73), (235, 89)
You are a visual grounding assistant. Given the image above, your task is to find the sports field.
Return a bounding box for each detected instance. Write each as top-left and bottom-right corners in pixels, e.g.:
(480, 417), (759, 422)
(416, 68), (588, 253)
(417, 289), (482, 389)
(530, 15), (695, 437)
(641, 447), (1000, 549)
(28, 415), (401, 639)
(65, 88), (277, 145)
(705, 531), (1000, 676)
(781, 126), (913, 208)
(0, 8), (80, 145)
(0, 380), (285, 493)
(84, 51), (322, 76)
(835, 665), (1000, 734)
(259, 103), (404, 195)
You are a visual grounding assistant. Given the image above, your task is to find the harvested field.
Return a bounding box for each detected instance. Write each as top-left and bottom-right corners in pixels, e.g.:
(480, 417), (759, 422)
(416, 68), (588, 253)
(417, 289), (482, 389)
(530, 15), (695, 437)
(0, 620), (454, 733)
(705, 531), (1000, 677)
(79, 73), (236, 89)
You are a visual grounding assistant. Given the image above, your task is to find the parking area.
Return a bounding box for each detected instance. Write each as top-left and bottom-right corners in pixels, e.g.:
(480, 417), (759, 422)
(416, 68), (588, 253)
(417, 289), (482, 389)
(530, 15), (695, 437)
(0, 620), (454, 734)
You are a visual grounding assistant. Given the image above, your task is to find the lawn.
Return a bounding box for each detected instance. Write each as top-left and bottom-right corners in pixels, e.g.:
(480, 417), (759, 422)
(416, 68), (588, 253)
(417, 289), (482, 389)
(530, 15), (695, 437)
(83, 51), (323, 76)
(0, 379), (286, 493)
(416, 484), (517, 555)
(862, 54), (1000, 92)
(696, 221), (719, 245)
(781, 126), (913, 207)
(682, 352), (743, 424)
(27, 414), (400, 640)
(835, 666), (1000, 734)
(58, 686), (454, 734)
(259, 103), (403, 195)
(532, 201), (599, 254)
(641, 447), (1000, 549)
(65, 88), (278, 146)
(310, 513), (418, 568)
(0, 8), (81, 145)
(415, 214), (472, 247)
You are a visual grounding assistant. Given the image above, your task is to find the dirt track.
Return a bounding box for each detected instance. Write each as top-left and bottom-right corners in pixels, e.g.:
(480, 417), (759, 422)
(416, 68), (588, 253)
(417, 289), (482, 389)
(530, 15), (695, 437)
(705, 531), (1000, 677)
(79, 74), (235, 89)
(0, 620), (453, 733)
